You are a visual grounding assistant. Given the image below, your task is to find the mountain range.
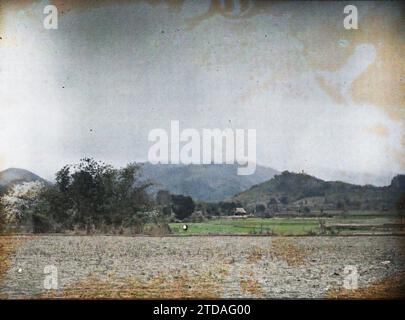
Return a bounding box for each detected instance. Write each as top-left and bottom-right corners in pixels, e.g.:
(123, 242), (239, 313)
(1, 166), (404, 210)
(232, 170), (405, 210)
(139, 163), (278, 202)
(0, 164), (278, 202)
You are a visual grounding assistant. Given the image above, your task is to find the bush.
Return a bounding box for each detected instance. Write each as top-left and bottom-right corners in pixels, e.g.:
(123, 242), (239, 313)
(171, 195), (195, 220)
(145, 223), (171, 236)
(189, 211), (204, 222)
(162, 206), (171, 216)
(124, 215), (146, 234)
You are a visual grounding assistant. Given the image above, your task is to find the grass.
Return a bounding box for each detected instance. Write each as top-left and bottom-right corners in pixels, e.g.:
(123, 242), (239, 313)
(169, 218), (320, 235)
(168, 213), (402, 236)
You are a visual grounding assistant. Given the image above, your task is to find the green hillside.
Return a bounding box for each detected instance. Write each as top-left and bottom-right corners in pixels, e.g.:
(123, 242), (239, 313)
(232, 171), (405, 212)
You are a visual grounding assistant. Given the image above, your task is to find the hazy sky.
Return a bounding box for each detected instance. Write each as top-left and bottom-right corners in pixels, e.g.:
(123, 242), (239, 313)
(0, 0), (404, 184)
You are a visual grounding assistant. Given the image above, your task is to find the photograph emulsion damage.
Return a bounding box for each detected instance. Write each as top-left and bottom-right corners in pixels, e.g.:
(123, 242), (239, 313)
(0, 0), (404, 300)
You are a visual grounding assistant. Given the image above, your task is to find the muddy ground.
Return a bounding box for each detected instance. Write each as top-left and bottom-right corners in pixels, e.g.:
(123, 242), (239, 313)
(1, 235), (404, 299)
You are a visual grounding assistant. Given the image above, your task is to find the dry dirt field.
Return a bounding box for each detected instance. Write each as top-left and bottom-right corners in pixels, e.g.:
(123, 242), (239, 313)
(1, 235), (404, 299)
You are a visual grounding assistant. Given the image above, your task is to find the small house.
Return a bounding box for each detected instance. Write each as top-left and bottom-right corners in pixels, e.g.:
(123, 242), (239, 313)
(234, 207), (247, 216)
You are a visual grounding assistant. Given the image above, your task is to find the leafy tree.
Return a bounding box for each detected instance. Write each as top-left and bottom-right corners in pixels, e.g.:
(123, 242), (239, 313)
(156, 190), (171, 216)
(336, 200), (345, 210)
(51, 159), (152, 233)
(106, 163), (152, 227)
(219, 201), (238, 215)
(171, 195), (195, 220)
(205, 203), (221, 216)
(255, 204), (266, 214)
(279, 196), (289, 205)
(395, 193), (405, 210)
(162, 206), (171, 216)
(267, 197), (279, 213)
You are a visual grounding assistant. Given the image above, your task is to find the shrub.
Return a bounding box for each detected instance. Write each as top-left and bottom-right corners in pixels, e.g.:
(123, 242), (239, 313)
(190, 211), (204, 222)
(145, 223), (171, 236)
(171, 195), (195, 220)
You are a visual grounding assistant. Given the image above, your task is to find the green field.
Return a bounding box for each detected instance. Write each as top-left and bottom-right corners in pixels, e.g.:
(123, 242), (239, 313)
(171, 218), (317, 235)
(169, 215), (402, 236)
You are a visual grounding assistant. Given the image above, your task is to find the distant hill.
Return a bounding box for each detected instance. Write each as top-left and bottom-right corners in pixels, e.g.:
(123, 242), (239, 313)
(140, 163), (278, 202)
(0, 168), (47, 193)
(232, 171), (405, 211)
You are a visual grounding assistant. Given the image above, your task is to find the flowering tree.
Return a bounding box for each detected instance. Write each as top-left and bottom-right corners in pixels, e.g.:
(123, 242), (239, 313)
(1, 181), (46, 224)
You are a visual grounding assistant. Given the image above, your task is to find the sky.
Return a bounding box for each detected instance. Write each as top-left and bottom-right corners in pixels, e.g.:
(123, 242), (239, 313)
(0, 0), (404, 185)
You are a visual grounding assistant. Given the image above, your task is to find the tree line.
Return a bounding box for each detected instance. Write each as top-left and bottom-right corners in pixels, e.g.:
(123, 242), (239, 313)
(0, 159), (157, 234)
(0, 158), (250, 234)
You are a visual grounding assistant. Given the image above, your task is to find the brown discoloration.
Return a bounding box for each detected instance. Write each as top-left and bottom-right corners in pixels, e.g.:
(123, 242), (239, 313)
(316, 75), (345, 105)
(40, 269), (226, 299)
(364, 124), (390, 138)
(246, 246), (264, 264)
(394, 150), (405, 169)
(349, 7), (405, 112)
(271, 238), (307, 267)
(292, 2), (405, 168)
(288, 2), (405, 120)
(351, 43), (405, 117)
(318, 5), (403, 112)
(239, 277), (264, 297)
(327, 272), (405, 299)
